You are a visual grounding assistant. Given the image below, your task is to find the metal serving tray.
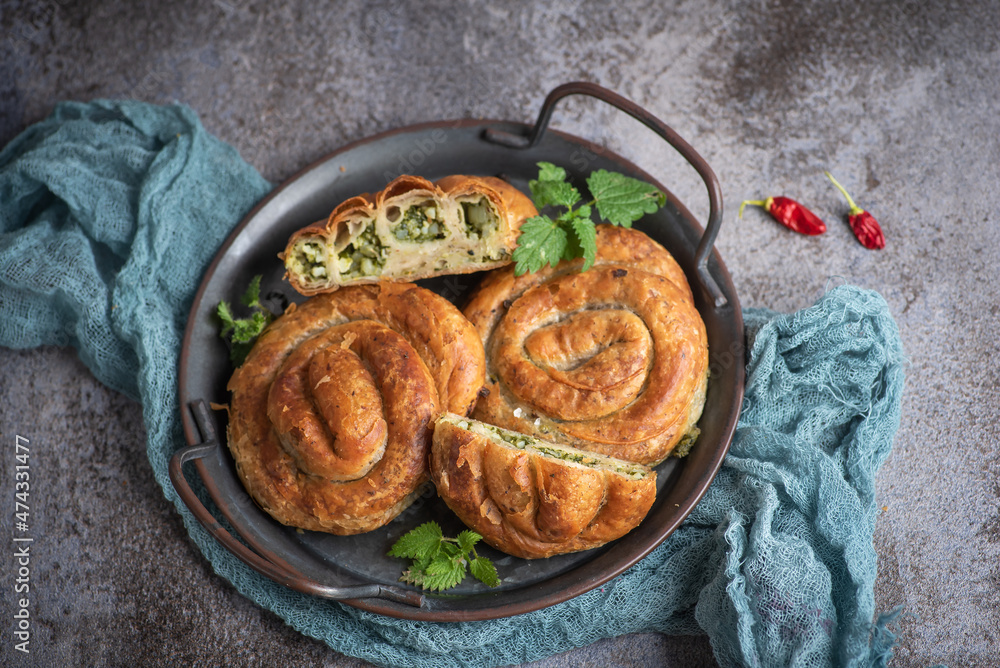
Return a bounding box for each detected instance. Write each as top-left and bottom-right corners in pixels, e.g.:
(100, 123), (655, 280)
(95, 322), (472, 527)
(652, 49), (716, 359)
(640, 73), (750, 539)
(173, 82), (745, 621)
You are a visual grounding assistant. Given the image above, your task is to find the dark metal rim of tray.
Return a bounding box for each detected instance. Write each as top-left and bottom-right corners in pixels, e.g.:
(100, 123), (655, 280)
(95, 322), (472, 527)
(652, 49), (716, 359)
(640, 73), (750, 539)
(172, 82), (746, 622)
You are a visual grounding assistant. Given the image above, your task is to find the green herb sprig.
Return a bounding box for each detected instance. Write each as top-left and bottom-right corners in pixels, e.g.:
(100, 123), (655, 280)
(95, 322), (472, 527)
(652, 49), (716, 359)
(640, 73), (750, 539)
(511, 162), (667, 276)
(388, 521), (500, 592)
(216, 275), (275, 366)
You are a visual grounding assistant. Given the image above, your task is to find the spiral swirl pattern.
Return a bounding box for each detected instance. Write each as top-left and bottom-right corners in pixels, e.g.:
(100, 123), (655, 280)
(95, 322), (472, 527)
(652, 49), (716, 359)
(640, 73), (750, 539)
(226, 282), (485, 535)
(464, 225), (709, 466)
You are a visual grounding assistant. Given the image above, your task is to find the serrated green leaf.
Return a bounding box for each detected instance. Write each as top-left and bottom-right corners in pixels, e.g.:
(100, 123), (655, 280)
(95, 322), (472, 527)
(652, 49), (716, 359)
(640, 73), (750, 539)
(530, 162), (581, 210)
(387, 521), (444, 561)
(530, 179), (581, 210)
(217, 275), (276, 367)
(456, 530), (482, 553)
(217, 301), (236, 336)
(469, 556), (501, 588)
(240, 274), (263, 308)
(587, 170), (666, 227)
(536, 161), (567, 183)
(568, 216), (598, 270)
(399, 567), (430, 587)
(229, 310), (266, 344)
(512, 215), (568, 276)
(423, 557), (466, 591)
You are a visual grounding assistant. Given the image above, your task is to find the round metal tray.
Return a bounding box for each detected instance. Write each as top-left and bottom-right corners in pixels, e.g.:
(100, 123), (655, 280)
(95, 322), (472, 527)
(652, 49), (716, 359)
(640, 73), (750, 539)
(173, 83), (744, 621)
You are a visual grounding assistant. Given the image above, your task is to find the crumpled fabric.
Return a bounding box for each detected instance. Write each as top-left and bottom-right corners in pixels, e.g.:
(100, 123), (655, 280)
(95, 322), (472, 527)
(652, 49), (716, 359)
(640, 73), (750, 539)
(0, 100), (906, 668)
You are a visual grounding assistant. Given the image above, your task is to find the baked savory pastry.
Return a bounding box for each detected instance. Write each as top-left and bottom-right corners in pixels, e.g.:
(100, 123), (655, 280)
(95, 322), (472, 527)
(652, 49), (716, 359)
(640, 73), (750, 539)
(464, 225), (709, 466)
(281, 175), (538, 295)
(431, 413), (657, 559)
(225, 282), (485, 534)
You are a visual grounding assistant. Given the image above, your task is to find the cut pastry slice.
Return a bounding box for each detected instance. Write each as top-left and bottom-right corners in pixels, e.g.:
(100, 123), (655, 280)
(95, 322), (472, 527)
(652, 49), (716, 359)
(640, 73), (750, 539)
(281, 175), (537, 295)
(430, 413), (657, 559)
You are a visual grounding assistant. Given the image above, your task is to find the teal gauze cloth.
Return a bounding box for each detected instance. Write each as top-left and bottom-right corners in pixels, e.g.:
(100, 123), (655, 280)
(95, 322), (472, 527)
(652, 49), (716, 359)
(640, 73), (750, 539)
(0, 101), (906, 668)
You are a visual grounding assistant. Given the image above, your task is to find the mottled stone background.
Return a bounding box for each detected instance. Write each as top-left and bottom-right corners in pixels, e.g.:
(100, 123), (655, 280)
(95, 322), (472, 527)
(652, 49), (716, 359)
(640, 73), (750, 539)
(1, 0), (998, 666)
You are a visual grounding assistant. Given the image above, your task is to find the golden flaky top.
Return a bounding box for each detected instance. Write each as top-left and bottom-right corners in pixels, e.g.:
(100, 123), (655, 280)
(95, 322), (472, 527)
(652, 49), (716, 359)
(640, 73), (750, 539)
(225, 282), (485, 534)
(464, 225), (709, 466)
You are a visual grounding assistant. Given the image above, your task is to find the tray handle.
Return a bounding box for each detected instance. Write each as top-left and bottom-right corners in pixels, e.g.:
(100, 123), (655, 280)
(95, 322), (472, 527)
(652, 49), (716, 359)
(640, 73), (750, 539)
(484, 81), (727, 307)
(169, 399), (425, 608)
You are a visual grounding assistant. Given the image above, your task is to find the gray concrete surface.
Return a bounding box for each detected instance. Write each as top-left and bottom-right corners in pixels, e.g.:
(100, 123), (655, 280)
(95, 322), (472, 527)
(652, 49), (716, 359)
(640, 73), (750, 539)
(1, 0), (998, 666)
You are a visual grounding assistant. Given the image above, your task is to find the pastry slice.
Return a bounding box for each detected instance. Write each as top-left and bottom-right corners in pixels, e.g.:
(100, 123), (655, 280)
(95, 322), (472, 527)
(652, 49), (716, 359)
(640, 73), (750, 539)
(430, 413), (657, 559)
(281, 175), (537, 295)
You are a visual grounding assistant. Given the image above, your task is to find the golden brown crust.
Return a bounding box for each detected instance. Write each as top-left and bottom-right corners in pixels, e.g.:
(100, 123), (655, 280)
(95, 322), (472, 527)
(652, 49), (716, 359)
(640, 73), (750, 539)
(430, 415), (656, 559)
(464, 225), (709, 466)
(226, 282), (486, 534)
(281, 175), (537, 295)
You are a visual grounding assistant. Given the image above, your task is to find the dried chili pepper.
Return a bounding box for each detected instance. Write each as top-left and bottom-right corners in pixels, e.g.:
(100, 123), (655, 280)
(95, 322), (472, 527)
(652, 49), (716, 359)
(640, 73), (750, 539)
(738, 196), (826, 235)
(825, 172), (885, 250)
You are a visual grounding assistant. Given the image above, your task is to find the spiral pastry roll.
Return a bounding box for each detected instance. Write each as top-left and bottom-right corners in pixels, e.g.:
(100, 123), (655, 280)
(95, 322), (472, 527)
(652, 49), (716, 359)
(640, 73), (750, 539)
(431, 414), (656, 559)
(225, 282), (485, 534)
(464, 225), (709, 466)
(281, 175), (538, 295)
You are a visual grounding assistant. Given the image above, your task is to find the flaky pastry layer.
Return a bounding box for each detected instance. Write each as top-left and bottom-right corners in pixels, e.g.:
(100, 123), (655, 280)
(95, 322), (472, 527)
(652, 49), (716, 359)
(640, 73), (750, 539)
(431, 413), (657, 559)
(225, 282), (485, 535)
(281, 175), (537, 295)
(464, 225), (709, 466)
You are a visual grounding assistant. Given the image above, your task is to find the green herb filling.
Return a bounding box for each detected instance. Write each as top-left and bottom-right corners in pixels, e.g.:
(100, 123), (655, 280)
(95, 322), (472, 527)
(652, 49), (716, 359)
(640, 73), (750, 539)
(451, 416), (647, 479)
(337, 222), (387, 278)
(288, 240), (328, 282)
(461, 198), (498, 240)
(391, 202), (448, 243)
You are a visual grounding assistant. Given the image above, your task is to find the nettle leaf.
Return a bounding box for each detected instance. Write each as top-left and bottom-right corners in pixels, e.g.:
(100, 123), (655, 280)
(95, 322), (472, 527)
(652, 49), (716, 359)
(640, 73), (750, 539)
(587, 169), (666, 227)
(530, 163), (581, 211)
(216, 275), (275, 367)
(512, 215), (568, 276)
(536, 161), (568, 182)
(240, 274), (263, 308)
(470, 557), (500, 588)
(422, 558), (467, 592)
(513, 163), (665, 276)
(388, 523), (501, 592)
(217, 301), (236, 336)
(567, 214), (598, 270)
(388, 522), (444, 561)
(456, 530), (481, 553)
(231, 310), (270, 344)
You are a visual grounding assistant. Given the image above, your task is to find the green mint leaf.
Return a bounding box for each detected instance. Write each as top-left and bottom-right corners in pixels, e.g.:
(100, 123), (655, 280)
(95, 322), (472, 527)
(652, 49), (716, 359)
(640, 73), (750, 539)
(587, 170), (666, 227)
(388, 521), (444, 561)
(423, 556), (467, 591)
(456, 530), (481, 553)
(469, 556), (501, 588)
(512, 215), (568, 276)
(568, 216), (598, 271)
(240, 274), (263, 309)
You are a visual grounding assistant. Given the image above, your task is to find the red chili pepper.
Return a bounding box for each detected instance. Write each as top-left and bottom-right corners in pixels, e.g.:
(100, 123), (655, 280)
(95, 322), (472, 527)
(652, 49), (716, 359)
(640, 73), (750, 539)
(738, 196), (827, 235)
(825, 172), (885, 250)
